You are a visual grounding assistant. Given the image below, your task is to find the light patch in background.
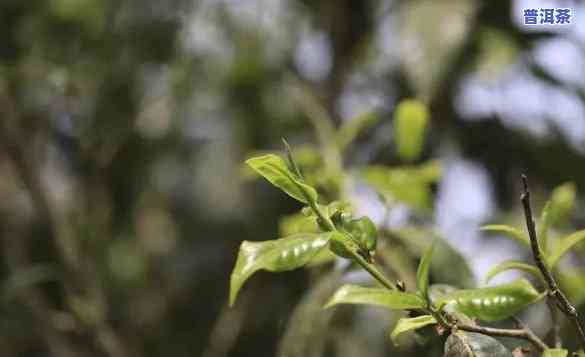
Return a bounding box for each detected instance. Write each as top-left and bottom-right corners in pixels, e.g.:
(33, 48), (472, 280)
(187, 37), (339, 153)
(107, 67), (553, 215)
(350, 181), (410, 230)
(373, 12), (401, 73)
(435, 158), (514, 284)
(294, 31), (332, 81)
(545, 86), (585, 151)
(337, 84), (386, 121)
(456, 63), (585, 152)
(532, 38), (585, 90)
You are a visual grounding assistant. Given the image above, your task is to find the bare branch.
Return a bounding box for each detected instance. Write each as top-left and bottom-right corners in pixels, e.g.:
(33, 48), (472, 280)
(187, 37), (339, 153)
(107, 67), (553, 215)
(457, 323), (548, 352)
(520, 174), (585, 348)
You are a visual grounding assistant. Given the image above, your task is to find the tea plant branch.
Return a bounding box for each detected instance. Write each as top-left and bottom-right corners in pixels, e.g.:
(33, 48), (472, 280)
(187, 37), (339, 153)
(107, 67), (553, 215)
(456, 322), (548, 352)
(521, 175), (585, 348)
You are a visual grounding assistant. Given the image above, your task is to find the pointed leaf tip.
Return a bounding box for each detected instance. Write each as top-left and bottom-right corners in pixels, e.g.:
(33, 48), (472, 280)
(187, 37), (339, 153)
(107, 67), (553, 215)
(245, 154), (318, 204)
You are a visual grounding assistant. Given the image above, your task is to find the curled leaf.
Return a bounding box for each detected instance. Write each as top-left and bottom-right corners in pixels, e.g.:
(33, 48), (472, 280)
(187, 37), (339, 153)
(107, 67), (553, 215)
(390, 315), (437, 344)
(246, 154), (318, 204)
(436, 279), (543, 321)
(230, 233), (330, 305)
(485, 260), (543, 285)
(324, 284), (426, 310)
(480, 225), (529, 247)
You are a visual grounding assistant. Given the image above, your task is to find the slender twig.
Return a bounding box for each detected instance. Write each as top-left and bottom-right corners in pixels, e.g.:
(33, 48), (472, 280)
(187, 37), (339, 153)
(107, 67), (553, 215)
(520, 174), (585, 348)
(457, 323), (548, 352)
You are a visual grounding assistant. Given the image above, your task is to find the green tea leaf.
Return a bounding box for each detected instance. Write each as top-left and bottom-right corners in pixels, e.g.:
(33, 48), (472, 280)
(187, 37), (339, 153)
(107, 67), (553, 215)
(417, 241), (435, 301)
(282, 138), (303, 178)
(435, 279), (543, 321)
(480, 225), (529, 247)
(246, 154), (318, 204)
(542, 349), (568, 357)
(324, 285), (426, 310)
(230, 233), (330, 305)
(336, 111), (380, 150)
(548, 229), (585, 268)
(389, 315), (436, 344)
(394, 99), (429, 161)
(484, 260), (542, 284)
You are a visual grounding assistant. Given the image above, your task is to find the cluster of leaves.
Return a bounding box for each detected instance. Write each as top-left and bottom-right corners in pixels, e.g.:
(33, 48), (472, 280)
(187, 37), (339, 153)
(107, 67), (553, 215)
(230, 99), (585, 356)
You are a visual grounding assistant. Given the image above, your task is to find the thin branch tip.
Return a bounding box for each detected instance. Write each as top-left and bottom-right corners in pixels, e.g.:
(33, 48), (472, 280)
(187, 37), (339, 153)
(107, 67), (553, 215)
(521, 174), (528, 194)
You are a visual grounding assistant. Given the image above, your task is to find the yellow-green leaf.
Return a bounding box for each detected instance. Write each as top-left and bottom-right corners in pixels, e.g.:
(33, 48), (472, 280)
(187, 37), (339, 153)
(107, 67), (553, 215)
(394, 99), (429, 161)
(543, 349), (568, 357)
(417, 241), (435, 301)
(549, 182), (576, 226)
(548, 229), (585, 268)
(435, 279), (543, 321)
(230, 233), (330, 306)
(390, 315), (436, 344)
(246, 154), (318, 204)
(485, 260), (543, 285)
(324, 285), (426, 310)
(361, 163), (440, 210)
(480, 225), (529, 247)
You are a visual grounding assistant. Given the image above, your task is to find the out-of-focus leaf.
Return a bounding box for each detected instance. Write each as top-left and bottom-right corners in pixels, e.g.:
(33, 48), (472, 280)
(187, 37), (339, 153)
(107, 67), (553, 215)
(246, 154), (318, 204)
(279, 212), (320, 236)
(485, 260), (542, 284)
(324, 285), (426, 310)
(559, 269), (585, 305)
(389, 315), (436, 344)
(390, 228), (475, 288)
(417, 241), (435, 301)
(278, 271), (343, 357)
(435, 279), (543, 321)
(336, 111), (381, 150)
(480, 225), (529, 247)
(548, 229), (585, 268)
(539, 201), (552, 252)
(444, 331), (513, 357)
(1, 265), (56, 303)
(542, 349), (568, 357)
(230, 233), (330, 305)
(394, 99), (429, 161)
(362, 161), (441, 210)
(549, 182), (576, 226)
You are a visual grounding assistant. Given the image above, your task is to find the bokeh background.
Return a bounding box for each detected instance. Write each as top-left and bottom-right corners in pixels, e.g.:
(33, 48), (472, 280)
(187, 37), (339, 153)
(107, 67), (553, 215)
(1, 0), (585, 356)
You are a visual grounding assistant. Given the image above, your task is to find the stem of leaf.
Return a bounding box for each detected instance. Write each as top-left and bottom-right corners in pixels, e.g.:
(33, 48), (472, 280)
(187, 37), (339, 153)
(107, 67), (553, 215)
(348, 249), (397, 290)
